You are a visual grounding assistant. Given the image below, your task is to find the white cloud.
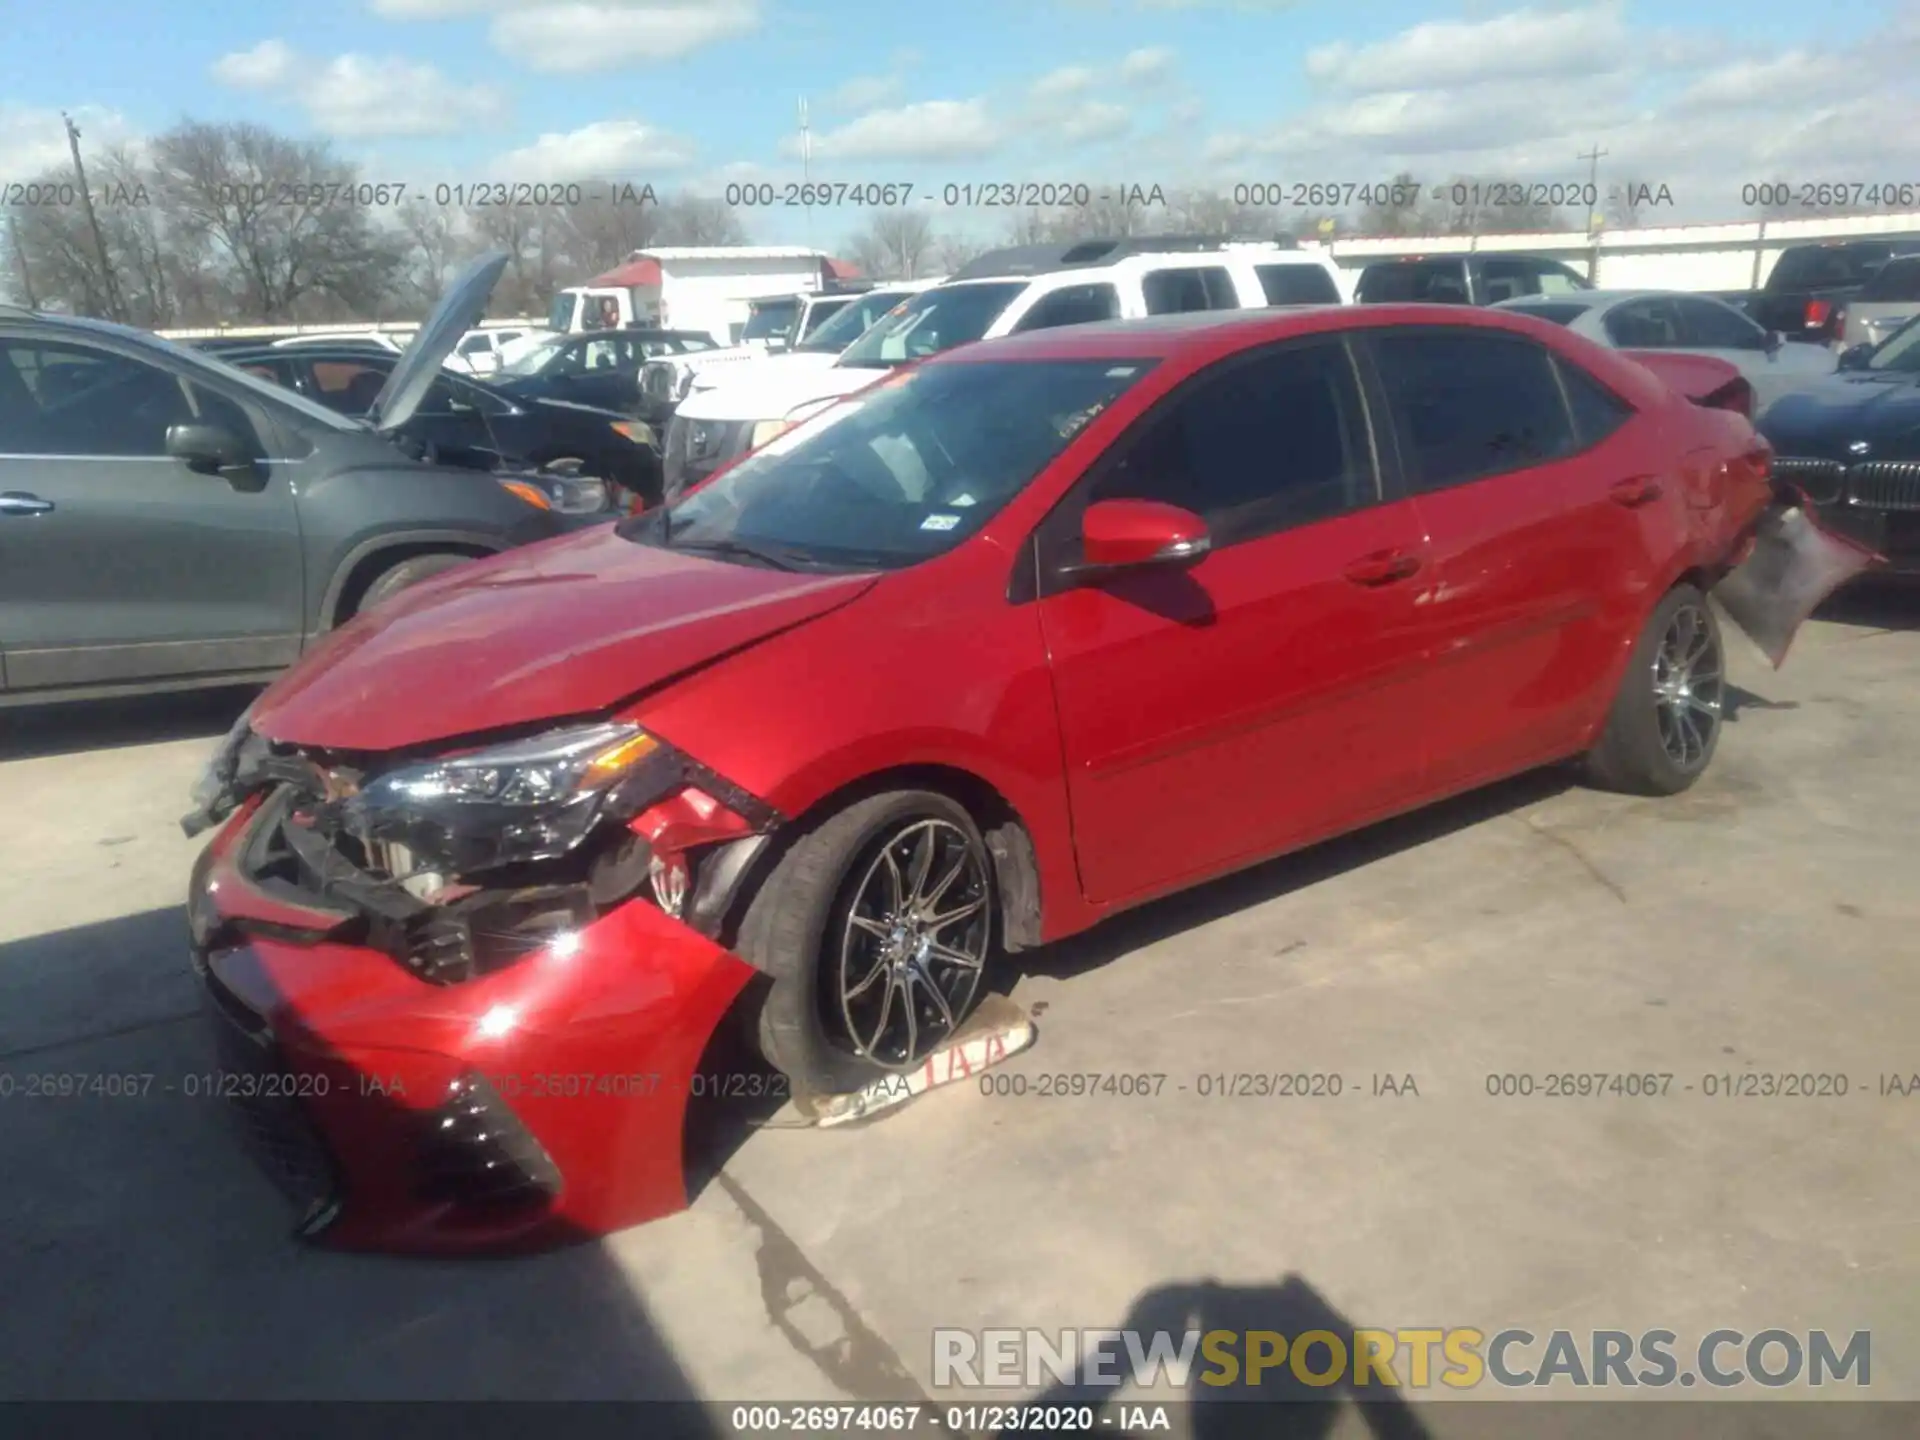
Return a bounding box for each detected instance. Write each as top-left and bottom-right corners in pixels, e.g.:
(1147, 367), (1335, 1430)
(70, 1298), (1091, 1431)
(368, 0), (761, 71)
(1031, 65), (1098, 99)
(1185, 2), (1920, 224)
(1056, 101), (1133, 144)
(784, 100), (1007, 162)
(210, 42), (506, 137)
(0, 104), (141, 182)
(491, 119), (695, 179)
(1118, 46), (1176, 85)
(211, 39), (297, 89)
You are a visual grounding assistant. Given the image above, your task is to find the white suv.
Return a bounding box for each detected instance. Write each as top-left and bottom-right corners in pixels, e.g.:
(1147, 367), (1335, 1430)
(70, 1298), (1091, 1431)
(663, 236), (1347, 499)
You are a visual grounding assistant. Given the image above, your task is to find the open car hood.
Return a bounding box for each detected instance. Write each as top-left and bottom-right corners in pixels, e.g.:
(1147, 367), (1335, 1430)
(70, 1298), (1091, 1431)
(249, 526), (878, 753)
(368, 251), (509, 433)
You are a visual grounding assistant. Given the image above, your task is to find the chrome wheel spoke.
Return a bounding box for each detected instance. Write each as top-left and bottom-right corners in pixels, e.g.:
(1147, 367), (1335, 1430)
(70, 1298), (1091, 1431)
(898, 975), (919, 1063)
(862, 972), (898, 1056)
(926, 895), (986, 933)
(928, 939), (984, 971)
(920, 849), (970, 914)
(915, 967), (958, 1033)
(848, 914), (892, 941)
(904, 826), (938, 906)
(844, 950), (890, 1001)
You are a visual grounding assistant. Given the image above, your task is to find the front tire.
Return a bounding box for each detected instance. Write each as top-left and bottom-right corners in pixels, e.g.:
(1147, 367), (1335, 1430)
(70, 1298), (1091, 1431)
(1584, 584), (1726, 795)
(352, 552), (473, 618)
(737, 790), (995, 1096)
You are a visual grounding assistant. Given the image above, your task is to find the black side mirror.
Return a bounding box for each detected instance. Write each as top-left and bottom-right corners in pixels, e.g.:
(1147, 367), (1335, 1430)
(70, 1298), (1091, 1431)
(166, 423), (257, 487)
(1837, 343), (1873, 372)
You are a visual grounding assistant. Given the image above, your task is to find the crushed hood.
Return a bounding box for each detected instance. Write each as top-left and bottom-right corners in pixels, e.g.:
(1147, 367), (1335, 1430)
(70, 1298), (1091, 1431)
(250, 525), (878, 753)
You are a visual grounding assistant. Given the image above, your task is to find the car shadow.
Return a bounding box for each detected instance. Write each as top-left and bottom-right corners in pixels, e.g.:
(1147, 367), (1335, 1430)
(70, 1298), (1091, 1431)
(1817, 577), (1920, 634)
(998, 1272), (1433, 1439)
(0, 684), (259, 762)
(1007, 766), (1573, 988)
(0, 904), (726, 1424)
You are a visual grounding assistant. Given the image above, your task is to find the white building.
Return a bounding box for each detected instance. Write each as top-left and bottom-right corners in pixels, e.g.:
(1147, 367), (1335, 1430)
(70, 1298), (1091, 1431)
(550, 246), (864, 343)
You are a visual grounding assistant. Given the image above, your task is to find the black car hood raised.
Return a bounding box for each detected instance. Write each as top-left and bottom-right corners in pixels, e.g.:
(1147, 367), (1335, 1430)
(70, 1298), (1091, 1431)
(369, 250), (509, 433)
(1760, 371), (1920, 459)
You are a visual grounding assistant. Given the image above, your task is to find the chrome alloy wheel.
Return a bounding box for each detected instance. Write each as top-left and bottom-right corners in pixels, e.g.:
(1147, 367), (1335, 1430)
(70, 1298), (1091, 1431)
(1651, 602), (1724, 769)
(835, 818), (990, 1069)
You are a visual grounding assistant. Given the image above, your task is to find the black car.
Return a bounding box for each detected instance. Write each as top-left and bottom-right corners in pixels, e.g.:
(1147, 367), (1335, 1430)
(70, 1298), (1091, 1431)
(0, 252), (587, 707)
(1747, 238), (1920, 347)
(490, 327), (718, 416)
(222, 343), (663, 510)
(1355, 253), (1592, 305)
(1758, 313), (1920, 575)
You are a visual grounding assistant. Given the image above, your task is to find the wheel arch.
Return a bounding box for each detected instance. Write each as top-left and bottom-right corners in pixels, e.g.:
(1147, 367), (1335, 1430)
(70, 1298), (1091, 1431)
(319, 531), (504, 628)
(717, 761), (1046, 958)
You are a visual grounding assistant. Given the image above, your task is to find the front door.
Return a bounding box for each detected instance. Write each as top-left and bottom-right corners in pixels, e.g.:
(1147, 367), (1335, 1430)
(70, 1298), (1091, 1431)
(1034, 337), (1433, 906)
(0, 335), (305, 692)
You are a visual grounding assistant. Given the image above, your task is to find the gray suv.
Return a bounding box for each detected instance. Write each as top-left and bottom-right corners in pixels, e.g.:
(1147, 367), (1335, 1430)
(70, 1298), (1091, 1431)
(0, 253), (581, 708)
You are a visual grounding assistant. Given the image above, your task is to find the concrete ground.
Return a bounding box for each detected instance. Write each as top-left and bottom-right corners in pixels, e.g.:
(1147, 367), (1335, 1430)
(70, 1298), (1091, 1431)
(2, 589), (1917, 1436)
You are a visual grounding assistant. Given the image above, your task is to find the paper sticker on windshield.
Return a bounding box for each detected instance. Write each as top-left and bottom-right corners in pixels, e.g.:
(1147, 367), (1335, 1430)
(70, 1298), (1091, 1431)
(921, 513), (961, 531)
(950, 493), (977, 507)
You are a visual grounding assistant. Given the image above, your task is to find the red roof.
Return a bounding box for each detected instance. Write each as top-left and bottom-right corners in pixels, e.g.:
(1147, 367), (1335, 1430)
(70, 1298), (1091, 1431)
(586, 256), (663, 288)
(824, 256), (862, 280)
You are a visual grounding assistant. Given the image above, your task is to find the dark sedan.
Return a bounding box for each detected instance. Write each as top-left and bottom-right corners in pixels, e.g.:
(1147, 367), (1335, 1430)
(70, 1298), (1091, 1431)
(489, 327), (718, 418)
(225, 344), (664, 511)
(1759, 313), (1920, 574)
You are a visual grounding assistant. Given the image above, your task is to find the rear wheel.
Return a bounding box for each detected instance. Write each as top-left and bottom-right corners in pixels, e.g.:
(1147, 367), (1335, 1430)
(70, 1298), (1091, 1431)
(351, 552), (473, 618)
(737, 790), (995, 1096)
(1584, 584), (1726, 795)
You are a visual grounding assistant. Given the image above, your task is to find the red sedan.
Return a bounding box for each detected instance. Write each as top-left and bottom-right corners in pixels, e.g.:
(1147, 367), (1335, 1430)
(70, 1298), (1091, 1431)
(185, 304), (1783, 1251)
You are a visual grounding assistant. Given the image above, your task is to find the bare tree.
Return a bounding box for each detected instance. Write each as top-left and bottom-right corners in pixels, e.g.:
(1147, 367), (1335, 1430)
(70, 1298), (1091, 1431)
(934, 232), (991, 272)
(846, 209), (939, 279)
(1000, 209), (1053, 246)
(1167, 189), (1274, 238)
(1348, 171), (1430, 238)
(653, 194), (748, 246)
(148, 120), (408, 321)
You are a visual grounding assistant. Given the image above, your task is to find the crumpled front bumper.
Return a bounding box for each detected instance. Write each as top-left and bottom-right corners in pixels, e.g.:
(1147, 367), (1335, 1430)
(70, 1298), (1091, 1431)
(186, 796), (757, 1253)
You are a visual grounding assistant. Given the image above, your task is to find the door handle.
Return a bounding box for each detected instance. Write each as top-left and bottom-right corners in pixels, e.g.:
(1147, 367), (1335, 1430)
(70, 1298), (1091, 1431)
(0, 491), (54, 516)
(1610, 476), (1663, 507)
(1343, 549), (1422, 587)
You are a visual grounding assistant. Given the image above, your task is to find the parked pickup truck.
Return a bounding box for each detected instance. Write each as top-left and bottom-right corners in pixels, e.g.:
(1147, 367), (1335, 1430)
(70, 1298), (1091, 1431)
(1840, 254), (1920, 350)
(1748, 238), (1920, 346)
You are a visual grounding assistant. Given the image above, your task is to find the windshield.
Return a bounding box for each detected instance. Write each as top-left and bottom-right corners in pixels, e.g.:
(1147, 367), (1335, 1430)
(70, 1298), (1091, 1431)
(796, 291), (913, 353)
(547, 294), (576, 331)
(1867, 313), (1920, 372)
(742, 300), (800, 342)
(623, 358), (1156, 571)
(1357, 262), (1469, 303)
(835, 282), (1029, 369)
(499, 337), (567, 376)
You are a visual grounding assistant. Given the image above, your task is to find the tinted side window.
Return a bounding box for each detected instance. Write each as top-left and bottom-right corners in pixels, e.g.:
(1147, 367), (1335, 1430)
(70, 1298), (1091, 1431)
(1603, 299), (1682, 348)
(1255, 264), (1340, 306)
(1087, 342), (1375, 546)
(1358, 261), (1470, 304)
(1372, 331), (1576, 491)
(1673, 297), (1768, 351)
(1013, 283), (1122, 332)
(1555, 357), (1634, 449)
(307, 358), (390, 415)
(1142, 267), (1237, 315)
(0, 340), (200, 456)
(1478, 259), (1537, 304)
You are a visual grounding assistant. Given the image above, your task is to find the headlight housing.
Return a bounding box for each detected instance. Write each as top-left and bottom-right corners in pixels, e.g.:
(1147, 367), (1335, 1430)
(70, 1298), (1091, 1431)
(750, 418), (794, 450)
(676, 367), (697, 400)
(343, 722), (668, 877)
(542, 472), (612, 514)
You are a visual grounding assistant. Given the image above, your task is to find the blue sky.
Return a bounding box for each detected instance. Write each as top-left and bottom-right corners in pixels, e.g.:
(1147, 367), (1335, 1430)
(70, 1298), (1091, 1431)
(2, 0), (1916, 247)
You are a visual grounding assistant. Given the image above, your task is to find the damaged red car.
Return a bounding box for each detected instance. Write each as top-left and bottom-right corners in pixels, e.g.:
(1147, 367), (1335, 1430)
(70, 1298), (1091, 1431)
(184, 303), (1818, 1252)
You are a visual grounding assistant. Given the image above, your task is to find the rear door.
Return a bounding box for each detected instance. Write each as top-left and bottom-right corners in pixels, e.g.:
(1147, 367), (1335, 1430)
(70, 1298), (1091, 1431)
(568, 335), (640, 412)
(1033, 337), (1432, 904)
(0, 334), (306, 692)
(1139, 265), (1243, 315)
(1251, 262), (1343, 308)
(1364, 326), (1653, 788)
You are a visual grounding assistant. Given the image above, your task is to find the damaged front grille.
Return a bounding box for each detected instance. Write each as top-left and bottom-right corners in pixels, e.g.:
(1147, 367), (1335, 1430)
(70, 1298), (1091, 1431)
(235, 783), (607, 985)
(415, 1074), (562, 1211)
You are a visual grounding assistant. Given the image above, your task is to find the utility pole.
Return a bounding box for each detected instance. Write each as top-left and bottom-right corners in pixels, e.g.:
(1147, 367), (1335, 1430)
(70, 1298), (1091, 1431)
(5, 212), (37, 309)
(64, 111), (124, 322)
(1578, 143), (1608, 283)
(798, 95), (812, 248)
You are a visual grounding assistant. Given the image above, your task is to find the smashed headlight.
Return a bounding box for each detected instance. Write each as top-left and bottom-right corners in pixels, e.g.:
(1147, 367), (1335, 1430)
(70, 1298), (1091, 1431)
(342, 722), (668, 878)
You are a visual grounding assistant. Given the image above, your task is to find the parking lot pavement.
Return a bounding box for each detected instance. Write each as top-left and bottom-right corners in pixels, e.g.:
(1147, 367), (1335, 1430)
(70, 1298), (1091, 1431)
(2, 594), (1917, 1421)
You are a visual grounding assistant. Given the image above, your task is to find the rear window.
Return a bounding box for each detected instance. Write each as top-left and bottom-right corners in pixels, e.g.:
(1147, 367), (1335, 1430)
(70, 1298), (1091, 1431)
(1254, 264), (1340, 306)
(1503, 302), (1591, 326)
(1768, 245), (1890, 291)
(1142, 266), (1240, 314)
(1860, 257), (1920, 302)
(1357, 261), (1471, 304)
